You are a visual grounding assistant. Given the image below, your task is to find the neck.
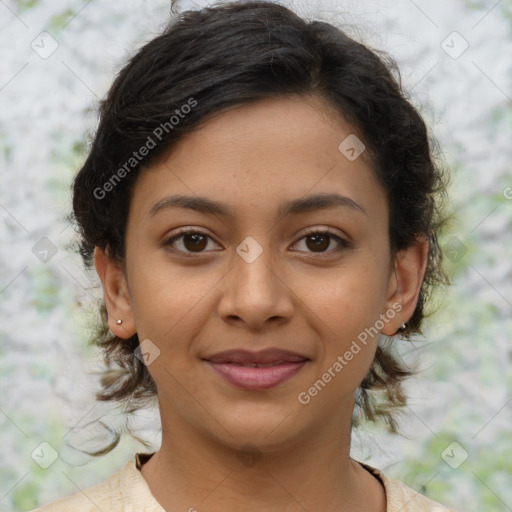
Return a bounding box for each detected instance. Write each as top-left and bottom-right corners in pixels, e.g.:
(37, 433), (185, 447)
(140, 400), (386, 512)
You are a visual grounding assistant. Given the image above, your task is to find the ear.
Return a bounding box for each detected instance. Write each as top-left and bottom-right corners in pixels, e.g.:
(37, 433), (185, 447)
(381, 234), (429, 336)
(94, 246), (136, 339)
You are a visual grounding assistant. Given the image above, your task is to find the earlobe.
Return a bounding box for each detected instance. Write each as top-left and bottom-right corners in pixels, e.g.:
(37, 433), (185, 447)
(94, 246), (136, 339)
(381, 234), (429, 336)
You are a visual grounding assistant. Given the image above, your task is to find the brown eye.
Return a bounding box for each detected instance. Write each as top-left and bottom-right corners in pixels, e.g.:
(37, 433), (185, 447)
(305, 233), (330, 252)
(292, 228), (350, 256)
(163, 229), (219, 254)
(182, 233), (208, 252)
(163, 227), (350, 257)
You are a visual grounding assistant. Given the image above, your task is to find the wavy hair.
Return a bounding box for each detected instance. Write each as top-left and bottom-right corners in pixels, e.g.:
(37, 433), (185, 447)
(70, 0), (452, 454)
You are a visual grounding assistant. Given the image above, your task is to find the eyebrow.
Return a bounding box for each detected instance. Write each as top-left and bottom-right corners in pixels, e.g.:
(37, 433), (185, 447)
(149, 192), (367, 219)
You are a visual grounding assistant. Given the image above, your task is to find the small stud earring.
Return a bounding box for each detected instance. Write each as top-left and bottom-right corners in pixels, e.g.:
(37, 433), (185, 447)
(116, 319), (122, 325)
(395, 322), (407, 335)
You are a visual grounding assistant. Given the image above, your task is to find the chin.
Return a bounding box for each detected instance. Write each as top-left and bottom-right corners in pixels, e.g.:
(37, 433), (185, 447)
(200, 407), (307, 454)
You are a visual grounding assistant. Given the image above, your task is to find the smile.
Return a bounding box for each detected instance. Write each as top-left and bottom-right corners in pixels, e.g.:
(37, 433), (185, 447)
(204, 360), (309, 390)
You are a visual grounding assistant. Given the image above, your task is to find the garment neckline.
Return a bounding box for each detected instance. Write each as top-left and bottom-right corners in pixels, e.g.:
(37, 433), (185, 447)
(134, 452), (387, 503)
(135, 451), (154, 470)
(135, 452), (384, 480)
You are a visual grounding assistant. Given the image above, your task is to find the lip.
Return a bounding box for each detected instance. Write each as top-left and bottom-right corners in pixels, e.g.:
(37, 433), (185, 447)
(204, 360), (309, 390)
(202, 348), (310, 390)
(202, 348), (310, 365)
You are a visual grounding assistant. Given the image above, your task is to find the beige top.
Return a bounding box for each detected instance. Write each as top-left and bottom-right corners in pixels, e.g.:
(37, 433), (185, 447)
(31, 453), (458, 511)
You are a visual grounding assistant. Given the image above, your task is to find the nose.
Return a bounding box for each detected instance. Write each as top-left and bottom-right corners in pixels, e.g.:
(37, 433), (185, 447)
(216, 240), (295, 330)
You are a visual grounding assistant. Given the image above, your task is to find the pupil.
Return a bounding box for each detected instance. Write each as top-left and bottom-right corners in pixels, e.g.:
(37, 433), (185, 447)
(308, 234), (328, 252)
(185, 234), (206, 251)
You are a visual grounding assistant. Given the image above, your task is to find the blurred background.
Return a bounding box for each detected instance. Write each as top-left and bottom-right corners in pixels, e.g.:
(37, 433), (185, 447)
(1, 0), (511, 510)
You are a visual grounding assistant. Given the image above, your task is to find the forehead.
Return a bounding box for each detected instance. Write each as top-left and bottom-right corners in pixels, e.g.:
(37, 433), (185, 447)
(130, 95), (386, 225)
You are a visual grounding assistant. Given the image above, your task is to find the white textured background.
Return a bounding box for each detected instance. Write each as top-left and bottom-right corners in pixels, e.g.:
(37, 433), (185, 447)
(1, 0), (511, 510)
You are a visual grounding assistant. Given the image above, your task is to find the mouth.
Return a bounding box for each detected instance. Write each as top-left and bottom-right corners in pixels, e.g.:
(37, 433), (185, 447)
(202, 348), (310, 390)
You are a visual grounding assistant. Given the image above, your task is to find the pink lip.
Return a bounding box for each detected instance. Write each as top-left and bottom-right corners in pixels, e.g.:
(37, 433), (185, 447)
(203, 347), (309, 365)
(204, 360), (308, 390)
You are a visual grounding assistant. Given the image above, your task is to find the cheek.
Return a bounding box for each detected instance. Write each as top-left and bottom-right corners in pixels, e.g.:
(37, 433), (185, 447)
(127, 261), (218, 344)
(298, 267), (387, 377)
(300, 264), (386, 334)
(314, 304), (380, 395)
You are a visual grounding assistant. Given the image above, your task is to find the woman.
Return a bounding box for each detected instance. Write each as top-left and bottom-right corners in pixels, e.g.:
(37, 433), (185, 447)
(32, 1), (456, 510)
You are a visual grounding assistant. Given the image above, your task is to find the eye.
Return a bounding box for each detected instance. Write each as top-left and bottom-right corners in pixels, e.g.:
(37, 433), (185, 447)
(291, 227), (350, 256)
(162, 227), (350, 256)
(163, 228), (220, 255)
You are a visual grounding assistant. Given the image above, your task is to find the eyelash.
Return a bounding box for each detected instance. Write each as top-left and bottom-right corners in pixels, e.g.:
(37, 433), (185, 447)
(162, 227), (351, 257)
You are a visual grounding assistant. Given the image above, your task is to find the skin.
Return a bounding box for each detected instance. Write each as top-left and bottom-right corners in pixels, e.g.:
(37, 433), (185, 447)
(95, 94), (428, 512)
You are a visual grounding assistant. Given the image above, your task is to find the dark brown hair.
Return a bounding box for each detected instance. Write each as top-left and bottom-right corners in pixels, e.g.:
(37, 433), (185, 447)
(71, 0), (452, 453)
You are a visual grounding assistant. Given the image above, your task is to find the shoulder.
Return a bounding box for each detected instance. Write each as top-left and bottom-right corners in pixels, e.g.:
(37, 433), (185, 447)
(29, 463), (125, 512)
(29, 459), (163, 512)
(357, 461), (459, 512)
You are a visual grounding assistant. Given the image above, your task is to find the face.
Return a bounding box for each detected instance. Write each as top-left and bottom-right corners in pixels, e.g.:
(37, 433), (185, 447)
(97, 95), (427, 453)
